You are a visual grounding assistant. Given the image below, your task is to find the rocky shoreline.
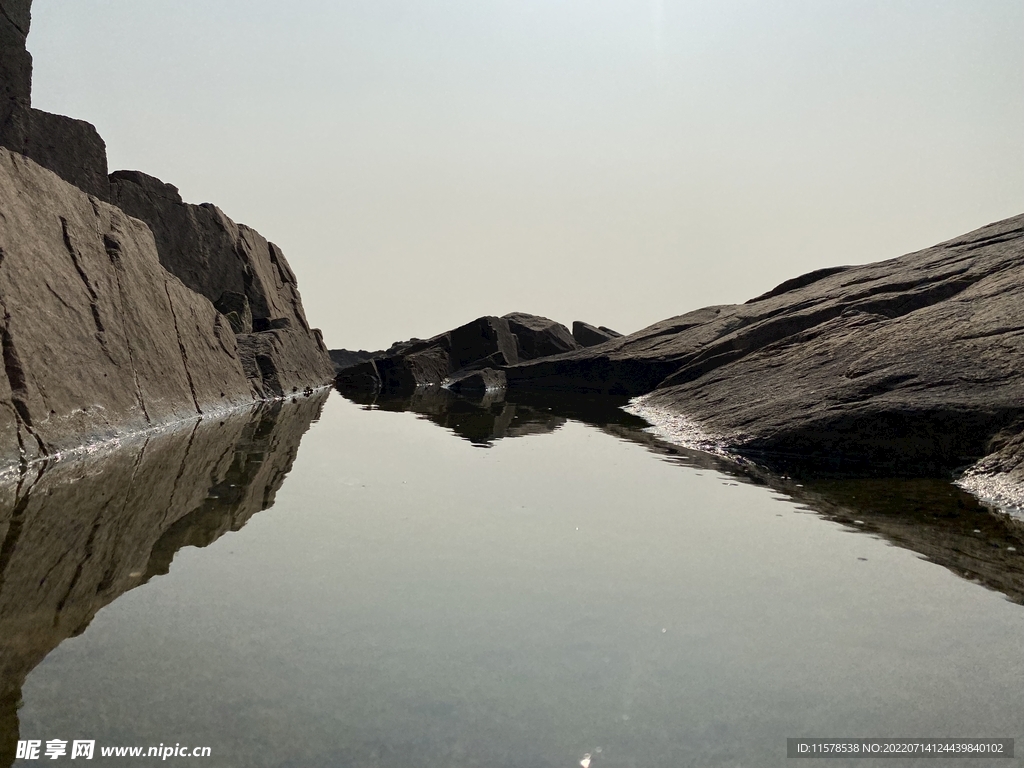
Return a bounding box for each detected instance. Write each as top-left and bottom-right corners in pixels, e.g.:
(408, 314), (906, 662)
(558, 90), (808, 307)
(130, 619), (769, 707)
(333, 213), (1024, 512)
(0, 0), (333, 472)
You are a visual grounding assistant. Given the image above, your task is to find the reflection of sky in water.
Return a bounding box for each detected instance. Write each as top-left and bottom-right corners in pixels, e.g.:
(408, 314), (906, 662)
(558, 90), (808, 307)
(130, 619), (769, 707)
(14, 393), (1024, 767)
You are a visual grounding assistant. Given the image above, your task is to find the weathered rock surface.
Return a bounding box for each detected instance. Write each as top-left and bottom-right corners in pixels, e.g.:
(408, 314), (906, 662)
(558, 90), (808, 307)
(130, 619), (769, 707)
(504, 312), (579, 358)
(108, 170), (334, 390)
(0, 107), (110, 199)
(0, 3), (333, 468)
(0, 0), (32, 141)
(505, 214), (1024, 476)
(572, 321), (622, 347)
(0, 391), (327, 765)
(0, 148), (261, 467)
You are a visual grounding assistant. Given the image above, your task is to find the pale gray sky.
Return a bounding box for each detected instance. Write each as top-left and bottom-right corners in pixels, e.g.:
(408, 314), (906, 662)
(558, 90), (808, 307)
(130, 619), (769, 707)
(28, 1), (1024, 350)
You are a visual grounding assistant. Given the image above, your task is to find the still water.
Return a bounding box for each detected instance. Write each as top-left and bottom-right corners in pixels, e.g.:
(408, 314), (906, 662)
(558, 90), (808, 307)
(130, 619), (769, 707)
(3, 390), (1023, 767)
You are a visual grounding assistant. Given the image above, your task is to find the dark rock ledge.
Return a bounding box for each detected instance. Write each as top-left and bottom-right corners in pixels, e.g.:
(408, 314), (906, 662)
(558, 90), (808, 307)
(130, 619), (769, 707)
(335, 213), (1024, 507)
(0, 1), (333, 471)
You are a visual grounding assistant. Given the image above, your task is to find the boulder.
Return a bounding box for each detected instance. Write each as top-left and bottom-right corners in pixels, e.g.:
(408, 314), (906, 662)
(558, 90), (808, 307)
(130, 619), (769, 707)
(503, 312), (579, 359)
(335, 316), (520, 394)
(0, 107), (110, 199)
(572, 321), (622, 347)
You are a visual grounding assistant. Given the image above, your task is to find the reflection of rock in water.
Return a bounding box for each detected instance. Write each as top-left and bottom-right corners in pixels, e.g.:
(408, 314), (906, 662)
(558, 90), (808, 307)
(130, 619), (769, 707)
(0, 390), (327, 767)
(341, 386), (1024, 605)
(602, 422), (1024, 605)
(337, 386), (569, 446)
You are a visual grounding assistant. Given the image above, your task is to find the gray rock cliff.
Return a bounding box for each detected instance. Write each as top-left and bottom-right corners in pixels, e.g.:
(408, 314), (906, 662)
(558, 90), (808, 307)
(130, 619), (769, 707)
(0, 3), (334, 469)
(0, 149), (257, 466)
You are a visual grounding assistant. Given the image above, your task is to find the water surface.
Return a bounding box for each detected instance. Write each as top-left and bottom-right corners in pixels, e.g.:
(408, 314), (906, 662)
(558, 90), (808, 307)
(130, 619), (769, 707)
(3, 390), (1023, 767)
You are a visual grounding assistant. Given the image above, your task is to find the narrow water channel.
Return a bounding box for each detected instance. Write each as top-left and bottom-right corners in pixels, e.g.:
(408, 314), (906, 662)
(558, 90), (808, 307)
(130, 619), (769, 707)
(3, 390), (1022, 767)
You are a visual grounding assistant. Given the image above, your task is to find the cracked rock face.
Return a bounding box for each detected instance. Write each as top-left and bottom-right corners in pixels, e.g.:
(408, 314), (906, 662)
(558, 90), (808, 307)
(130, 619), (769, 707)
(0, 148), (258, 469)
(506, 213), (1024, 475)
(107, 170), (335, 397)
(0, 0), (334, 467)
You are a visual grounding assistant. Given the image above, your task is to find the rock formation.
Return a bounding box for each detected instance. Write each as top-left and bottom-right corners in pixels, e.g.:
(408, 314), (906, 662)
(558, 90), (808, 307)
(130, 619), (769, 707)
(0, 1), (109, 199)
(502, 214), (1024, 478)
(107, 171), (334, 398)
(337, 214), (1024, 500)
(0, 2), (333, 470)
(572, 321), (622, 347)
(334, 313), (576, 394)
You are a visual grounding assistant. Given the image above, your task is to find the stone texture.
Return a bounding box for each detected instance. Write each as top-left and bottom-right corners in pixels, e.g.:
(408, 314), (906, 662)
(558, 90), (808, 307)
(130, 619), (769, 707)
(507, 213), (1024, 475)
(0, 0), (31, 126)
(0, 148), (260, 469)
(0, 391), (327, 765)
(0, 0), (332, 469)
(214, 290), (253, 334)
(108, 169), (334, 388)
(237, 328), (333, 398)
(572, 321), (622, 347)
(0, 107), (110, 199)
(503, 312), (579, 358)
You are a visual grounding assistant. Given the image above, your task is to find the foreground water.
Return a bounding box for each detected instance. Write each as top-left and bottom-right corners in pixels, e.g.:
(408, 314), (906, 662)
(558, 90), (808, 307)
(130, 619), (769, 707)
(3, 390), (1023, 767)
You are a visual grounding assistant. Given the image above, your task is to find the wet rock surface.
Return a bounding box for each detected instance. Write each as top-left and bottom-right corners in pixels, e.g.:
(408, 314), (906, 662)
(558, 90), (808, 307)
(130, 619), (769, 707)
(0, 391), (327, 767)
(445, 367), (507, 395)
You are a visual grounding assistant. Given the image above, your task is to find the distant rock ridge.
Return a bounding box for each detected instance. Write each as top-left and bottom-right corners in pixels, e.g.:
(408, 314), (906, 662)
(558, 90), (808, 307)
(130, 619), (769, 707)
(333, 313), (581, 394)
(0, 0), (333, 470)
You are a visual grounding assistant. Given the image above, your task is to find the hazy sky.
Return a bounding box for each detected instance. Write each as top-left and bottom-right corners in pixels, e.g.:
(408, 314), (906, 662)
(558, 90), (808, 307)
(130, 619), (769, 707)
(28, 1), (1024, 350)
